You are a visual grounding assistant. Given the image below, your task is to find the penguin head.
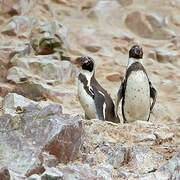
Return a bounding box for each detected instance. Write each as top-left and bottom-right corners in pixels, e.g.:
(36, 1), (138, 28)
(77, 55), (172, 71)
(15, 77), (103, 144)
(129, 45), (143, 59)
(79, 56), (94, 72)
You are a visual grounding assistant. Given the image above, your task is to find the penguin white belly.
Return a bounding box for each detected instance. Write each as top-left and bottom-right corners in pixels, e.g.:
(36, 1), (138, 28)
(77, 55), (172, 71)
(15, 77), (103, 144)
(78, 80), (98, 119)
(124, 71), (150, 122)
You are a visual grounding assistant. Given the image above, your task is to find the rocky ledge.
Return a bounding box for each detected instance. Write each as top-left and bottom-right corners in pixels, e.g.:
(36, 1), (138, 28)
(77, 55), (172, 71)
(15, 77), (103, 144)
(0, 93), (179, 179)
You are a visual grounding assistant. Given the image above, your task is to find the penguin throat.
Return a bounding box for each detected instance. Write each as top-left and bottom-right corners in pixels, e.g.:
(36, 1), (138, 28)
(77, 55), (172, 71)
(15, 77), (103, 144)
(127, 58), (143, 69)
(80, 69), (95, 85)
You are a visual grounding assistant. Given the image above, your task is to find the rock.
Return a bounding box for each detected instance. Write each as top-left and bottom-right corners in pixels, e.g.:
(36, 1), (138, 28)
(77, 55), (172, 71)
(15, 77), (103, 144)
(98, 48), (114, 57)
(9, 169), (26, 180)
(114, 54), (128, 66)
(0, 42), (32, 65)
(14, 81), (48, 101)
(80, 0), (96, 10)
(171, 0), (180, 7)
(7, 66), (31, 83)
(148, 50), (157, 60)
(0, 83), (14, 101)
(7, 56), (73, 84)
(0, 64), (7, 81)
(125, 11), (176, 40)
(88, 0), (122, 25)
(96, 164), (113, 180)
(0, 0), (36, 16)
(137, 172), (167, 180)
(85, 45), (101, 53)
(106, 146), (127, 169)
(0, 17), (4, 25)
(30, 21), (69, 59)
(146, 13), (165, 27)
(135, 133), (156, 143)
(51, 0), (82, 8)
(151, 103), (171, 123)
(170, 36), (180, 49)
(3, 93), (37, 115)
(161, 79), (173, 85)
(0, 167), (10, 180)
(41, 116), (83, 163)
(58, 164), (113, 180)
(0, 103), (83, 177)
(0, 42), (32, 81)
(106, 73), (121, 82)
(59, 164), (113, 179)
(1, 16), (37, 38)
(41, 152), (58, 168)
(59, 164), (97, 179)
(148, 49), (178, 64)
(76, 28), (102, 53)
(155, 49), (177, 63)
(25, 158), (45, 178)
(117, 0), (133, 6)
(172, 15), (180, 26)
(113, 33), (135, 43)
(114, 45), (128, 54)
(138, 151), (180, 180)
(158, 151), (180, 179)
(12, 80), (73, 103)
(41, 167), (63, 180)
(82, 154), (98, 166)
(28, 174), (41, 180)
(128, 146), (164, 173)
(117, 170), (136, 179)
(154, 131), (174, 145)
(125, 11), (152, 38)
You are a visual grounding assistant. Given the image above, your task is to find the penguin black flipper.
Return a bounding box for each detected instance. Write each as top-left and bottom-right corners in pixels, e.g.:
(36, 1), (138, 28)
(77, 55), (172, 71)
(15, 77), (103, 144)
(115, 79), (125, 116)
(149, 81), (157, 112)
(92, 87), (105, 121)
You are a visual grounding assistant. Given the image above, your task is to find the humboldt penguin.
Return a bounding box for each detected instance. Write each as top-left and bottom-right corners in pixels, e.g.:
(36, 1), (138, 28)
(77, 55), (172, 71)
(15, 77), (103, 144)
(115, 45), (157, 123)
(78, 56), (120, 123)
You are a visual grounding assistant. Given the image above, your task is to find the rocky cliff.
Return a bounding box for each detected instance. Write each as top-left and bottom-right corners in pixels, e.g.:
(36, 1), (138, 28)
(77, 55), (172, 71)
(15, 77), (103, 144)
(0, 0), (179, 179)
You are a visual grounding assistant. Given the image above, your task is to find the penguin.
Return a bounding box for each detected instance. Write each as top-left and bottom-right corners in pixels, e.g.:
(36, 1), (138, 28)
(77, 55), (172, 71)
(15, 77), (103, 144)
(77, 56), (120, 123)
(115, 45), (157, 123)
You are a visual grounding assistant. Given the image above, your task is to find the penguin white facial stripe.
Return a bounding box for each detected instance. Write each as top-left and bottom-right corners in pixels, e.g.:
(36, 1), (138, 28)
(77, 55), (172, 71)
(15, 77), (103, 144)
(81, 69), (94, 83)
(98, 91), (105, 97)
(98, 91), (106, 118)
(90, 87), (94, 95)
(78, 77), (97, 119)
(81, 70), (95, 96)
(78, 73), (94, 98)
(103, 102), (106, 119)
